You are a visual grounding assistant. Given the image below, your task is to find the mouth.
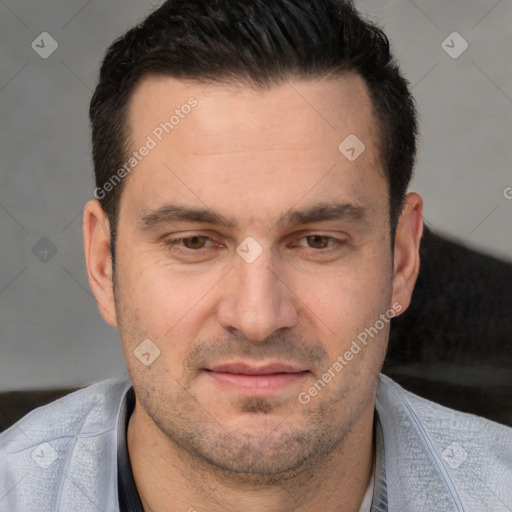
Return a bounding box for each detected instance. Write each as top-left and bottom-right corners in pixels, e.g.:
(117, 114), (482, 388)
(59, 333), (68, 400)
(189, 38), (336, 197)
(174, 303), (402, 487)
(203, 361), (309, 396)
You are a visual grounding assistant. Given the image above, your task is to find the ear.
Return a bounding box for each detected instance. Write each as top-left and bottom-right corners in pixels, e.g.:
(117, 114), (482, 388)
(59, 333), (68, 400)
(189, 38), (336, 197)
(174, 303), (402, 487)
(83, 199), (118, 327)
(391, 192), (423, 314)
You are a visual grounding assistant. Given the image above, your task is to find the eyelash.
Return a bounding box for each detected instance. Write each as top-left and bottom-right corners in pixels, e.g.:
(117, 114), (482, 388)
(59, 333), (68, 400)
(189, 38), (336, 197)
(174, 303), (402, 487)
(162, 233), (345, 255)
(163, 235), (217, 253)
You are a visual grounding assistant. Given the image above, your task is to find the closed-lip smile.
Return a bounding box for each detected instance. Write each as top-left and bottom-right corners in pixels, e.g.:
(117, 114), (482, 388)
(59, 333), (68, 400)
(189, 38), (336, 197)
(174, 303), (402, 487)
(204, 360), (309, 395)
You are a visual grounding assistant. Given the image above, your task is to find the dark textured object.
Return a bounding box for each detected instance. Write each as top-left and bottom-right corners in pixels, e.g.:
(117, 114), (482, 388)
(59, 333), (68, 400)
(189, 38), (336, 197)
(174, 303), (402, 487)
(0, 388), (77, 433)
(1, 227), (511, 432)
(384, 226), (512, 426)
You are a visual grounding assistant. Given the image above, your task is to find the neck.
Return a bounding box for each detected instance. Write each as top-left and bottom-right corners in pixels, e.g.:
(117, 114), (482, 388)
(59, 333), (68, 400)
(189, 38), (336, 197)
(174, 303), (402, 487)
(127, 403), (375, 512)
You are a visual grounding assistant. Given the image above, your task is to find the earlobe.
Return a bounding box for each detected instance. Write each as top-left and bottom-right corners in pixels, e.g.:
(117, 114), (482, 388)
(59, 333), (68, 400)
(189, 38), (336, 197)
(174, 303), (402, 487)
(83, 199), (118, 327)
(391, 193), (424, 314)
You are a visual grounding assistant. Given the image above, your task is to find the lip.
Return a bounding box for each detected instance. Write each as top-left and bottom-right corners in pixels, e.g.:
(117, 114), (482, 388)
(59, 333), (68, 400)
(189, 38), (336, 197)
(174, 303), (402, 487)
(207, 362), (306, 375)
(204, 361), (309, 396)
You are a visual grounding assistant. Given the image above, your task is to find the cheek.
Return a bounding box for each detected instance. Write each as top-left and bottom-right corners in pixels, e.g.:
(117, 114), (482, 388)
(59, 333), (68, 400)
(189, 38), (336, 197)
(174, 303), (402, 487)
(290, 253), (393, 353)
(115, 265), (202, 386)
(115, 253), (223, 357)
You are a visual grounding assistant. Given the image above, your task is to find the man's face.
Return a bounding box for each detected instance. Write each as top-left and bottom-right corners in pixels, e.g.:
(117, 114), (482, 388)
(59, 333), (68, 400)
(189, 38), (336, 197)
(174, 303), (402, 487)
(102, 74), (407, 476)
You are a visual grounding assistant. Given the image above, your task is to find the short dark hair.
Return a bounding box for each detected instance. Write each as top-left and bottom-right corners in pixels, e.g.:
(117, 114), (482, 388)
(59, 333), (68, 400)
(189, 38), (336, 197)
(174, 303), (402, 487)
(90, 0), (417, 249)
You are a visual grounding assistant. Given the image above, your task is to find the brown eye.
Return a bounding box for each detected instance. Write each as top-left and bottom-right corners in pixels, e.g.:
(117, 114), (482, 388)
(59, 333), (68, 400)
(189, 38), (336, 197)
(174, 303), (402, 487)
(306, 235), (331, 249)
(182, 236), (210, 249)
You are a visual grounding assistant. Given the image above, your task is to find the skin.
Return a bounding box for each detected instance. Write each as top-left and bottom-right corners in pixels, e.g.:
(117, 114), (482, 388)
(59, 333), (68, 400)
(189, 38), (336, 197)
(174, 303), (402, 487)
(83, 74), (423, 512)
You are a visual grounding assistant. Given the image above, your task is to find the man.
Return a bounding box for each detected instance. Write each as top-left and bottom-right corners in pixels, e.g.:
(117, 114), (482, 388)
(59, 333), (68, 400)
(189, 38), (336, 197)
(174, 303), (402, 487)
(1, 0), (511, 510)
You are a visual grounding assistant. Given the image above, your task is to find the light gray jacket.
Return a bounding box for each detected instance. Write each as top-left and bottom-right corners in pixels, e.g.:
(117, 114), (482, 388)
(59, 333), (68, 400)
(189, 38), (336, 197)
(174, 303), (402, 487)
(0, 375), (511, 511)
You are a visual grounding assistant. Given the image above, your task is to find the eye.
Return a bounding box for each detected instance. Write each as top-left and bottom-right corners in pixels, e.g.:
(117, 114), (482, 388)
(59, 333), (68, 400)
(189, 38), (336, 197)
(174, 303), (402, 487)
(162, 234), (216, 254)
(303, 235), (333, 249)
(292, 235), (336, 249)
(181, 236), (211, 249)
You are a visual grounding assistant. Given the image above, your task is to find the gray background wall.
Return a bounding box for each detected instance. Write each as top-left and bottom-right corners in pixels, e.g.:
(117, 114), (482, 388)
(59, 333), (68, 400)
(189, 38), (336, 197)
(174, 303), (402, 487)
(0, 0), (511, 391)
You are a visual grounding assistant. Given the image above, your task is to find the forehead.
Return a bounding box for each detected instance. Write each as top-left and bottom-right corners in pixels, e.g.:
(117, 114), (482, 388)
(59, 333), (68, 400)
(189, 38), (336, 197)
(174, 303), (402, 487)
(121, 74), (387, 226)
(127, 73), (380, 155)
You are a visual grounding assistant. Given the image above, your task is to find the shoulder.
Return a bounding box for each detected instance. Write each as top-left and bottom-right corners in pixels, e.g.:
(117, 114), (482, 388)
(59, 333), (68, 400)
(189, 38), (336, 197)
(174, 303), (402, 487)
(0, 377), (130, 446)
(377, 374), (512, 511)
(0, 377), (131, 512)
(378, 373), (512, 446)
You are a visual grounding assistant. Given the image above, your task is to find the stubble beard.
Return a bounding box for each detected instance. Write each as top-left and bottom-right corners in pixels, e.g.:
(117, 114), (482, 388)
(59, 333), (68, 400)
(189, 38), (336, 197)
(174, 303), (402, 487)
(134, 374), (359, 485)
(113, 273), (375, 485)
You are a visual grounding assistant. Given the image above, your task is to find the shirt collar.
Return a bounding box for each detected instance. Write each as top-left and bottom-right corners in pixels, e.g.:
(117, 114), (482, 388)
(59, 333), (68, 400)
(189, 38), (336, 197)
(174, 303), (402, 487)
(117, 386), (145, 512)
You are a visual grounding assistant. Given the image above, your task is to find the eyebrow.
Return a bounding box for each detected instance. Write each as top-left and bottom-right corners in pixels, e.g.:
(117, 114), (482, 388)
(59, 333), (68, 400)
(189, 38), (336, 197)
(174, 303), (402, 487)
(137, 202), (369, 231)
(281, 202), (368, 227)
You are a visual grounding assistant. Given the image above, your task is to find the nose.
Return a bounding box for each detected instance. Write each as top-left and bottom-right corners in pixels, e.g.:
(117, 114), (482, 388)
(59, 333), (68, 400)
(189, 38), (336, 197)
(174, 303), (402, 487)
(216, 248), (299, 342)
